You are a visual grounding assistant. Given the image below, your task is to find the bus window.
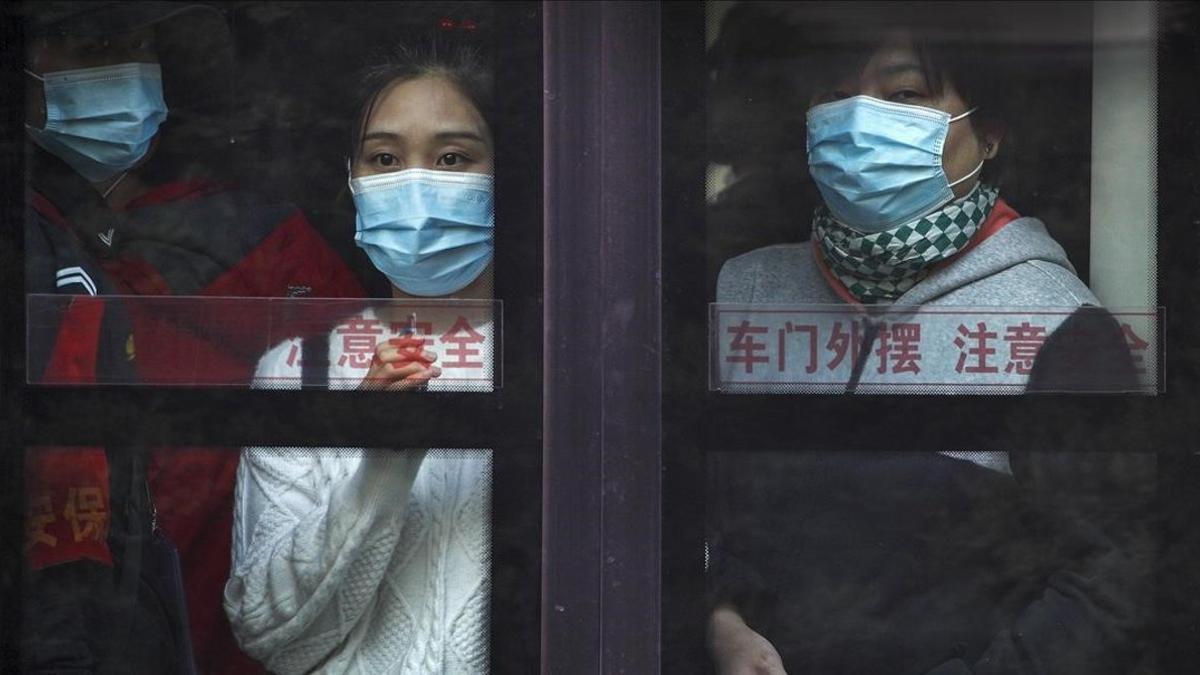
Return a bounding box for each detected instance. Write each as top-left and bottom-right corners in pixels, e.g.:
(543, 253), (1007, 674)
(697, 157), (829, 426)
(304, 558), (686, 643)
(704, 1), (1161, 396)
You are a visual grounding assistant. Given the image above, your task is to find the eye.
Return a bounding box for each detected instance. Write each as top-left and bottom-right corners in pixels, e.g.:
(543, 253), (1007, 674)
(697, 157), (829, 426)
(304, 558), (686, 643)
(890, 89), (923, 103)
(372, 153), (399, 168)
(813, 90), (851, 106)
(437, 152), (468, 167)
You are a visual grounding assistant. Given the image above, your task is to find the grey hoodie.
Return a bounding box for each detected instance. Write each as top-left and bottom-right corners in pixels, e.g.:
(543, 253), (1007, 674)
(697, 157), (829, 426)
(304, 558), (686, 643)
(715, 217), (1118, 394)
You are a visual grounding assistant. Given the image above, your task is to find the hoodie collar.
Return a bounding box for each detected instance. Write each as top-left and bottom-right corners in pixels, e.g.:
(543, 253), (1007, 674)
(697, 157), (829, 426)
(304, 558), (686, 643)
(895, 213), (1077, 307)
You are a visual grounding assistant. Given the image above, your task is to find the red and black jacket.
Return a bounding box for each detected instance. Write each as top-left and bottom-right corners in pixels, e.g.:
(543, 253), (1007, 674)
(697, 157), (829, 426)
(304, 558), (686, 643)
(25, 153), (365, 674)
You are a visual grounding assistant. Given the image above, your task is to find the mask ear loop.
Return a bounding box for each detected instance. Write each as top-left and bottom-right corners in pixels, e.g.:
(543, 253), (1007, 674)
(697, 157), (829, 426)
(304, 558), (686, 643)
(947, 158), (986, 188)
(949, 107), (977, 123)
(101, 171), (130, 199)
(945, 106), (985, 187)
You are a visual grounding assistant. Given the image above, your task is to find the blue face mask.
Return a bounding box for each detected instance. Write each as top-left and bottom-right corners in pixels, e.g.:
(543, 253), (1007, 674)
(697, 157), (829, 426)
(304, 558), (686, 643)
(806, 95), (984, 233)
(351, 168), (494, 297)
(25, 62), (168, 183)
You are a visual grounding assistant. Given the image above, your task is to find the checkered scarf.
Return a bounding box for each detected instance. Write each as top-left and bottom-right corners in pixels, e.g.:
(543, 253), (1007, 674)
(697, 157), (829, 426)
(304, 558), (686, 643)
(814, 183), (999, 303)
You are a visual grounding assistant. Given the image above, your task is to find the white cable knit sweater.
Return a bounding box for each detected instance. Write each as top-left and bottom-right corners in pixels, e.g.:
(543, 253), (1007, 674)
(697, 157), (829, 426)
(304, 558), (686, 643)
(225, 313), (493, 674)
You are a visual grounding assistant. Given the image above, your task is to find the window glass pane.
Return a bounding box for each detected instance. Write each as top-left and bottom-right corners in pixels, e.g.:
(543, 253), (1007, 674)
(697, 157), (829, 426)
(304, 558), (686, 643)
(23, 447), (495, 674)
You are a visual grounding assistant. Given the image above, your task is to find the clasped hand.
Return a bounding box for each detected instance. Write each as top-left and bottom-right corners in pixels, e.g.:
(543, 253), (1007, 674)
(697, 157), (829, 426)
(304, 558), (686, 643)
(357, 337), (441, 390)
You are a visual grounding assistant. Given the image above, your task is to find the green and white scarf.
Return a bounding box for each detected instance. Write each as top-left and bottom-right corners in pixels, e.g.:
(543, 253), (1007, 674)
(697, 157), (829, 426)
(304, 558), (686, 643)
(814, 183), (999, 303)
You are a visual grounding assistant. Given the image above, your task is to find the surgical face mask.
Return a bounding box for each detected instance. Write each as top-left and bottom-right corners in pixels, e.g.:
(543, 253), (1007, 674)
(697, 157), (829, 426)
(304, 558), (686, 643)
(25, 63), (168, 184)
(806, 95), (985, 233)
(351, 168), (494, 297)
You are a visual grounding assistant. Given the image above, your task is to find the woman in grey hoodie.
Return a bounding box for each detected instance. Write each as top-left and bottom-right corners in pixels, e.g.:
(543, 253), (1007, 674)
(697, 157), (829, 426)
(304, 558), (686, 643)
(707, 6), (1151, 675)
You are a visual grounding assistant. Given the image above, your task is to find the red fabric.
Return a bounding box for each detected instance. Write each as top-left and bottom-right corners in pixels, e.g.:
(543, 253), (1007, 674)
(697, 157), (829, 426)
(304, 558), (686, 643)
(26, 299), (113, 570)
(40, 296), (107, 384)
(814, 196), (1022, 306)
(203, 210), (369, 356)
(25, 448), (112, 571)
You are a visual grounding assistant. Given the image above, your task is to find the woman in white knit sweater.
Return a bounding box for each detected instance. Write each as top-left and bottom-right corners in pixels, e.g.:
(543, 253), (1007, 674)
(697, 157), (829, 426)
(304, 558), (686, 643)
(224, 42), (497, 674)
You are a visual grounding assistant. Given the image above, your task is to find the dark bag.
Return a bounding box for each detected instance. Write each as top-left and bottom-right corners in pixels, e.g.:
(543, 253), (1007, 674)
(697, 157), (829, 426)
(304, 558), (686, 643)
(107, 447), (198, 675)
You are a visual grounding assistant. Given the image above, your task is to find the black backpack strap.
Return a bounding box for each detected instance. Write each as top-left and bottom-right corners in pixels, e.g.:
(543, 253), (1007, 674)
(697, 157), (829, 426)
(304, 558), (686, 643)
(301, 331), (330, 389)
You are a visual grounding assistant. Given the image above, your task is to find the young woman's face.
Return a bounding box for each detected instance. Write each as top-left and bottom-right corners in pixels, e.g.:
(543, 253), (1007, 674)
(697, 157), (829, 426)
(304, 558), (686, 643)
(352, 74), (493, 178)
(808, 31), (1000, 199)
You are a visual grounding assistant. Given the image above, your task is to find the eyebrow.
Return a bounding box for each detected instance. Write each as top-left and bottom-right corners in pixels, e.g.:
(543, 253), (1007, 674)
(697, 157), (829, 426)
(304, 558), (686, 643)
(434, 130), (488, 144)
(361, 131), (400, 143)
(360, 130), (488, 144)
(878, 62), (924, 78)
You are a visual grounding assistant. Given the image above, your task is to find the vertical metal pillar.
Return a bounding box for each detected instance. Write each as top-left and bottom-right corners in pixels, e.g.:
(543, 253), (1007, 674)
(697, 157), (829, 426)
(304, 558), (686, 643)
(543, 2), (662, 672)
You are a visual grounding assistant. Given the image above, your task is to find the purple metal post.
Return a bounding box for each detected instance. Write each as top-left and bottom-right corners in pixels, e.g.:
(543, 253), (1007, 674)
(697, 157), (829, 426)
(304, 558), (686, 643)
(543, 2), (662, 673)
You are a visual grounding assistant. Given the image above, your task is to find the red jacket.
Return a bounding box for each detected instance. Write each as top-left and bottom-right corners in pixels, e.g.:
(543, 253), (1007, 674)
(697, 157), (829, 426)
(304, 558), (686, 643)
(28, 178), (365, 674)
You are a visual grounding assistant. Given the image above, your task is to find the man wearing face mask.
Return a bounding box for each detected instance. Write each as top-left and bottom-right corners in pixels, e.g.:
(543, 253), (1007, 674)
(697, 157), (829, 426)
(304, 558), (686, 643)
(21, 3), (363, 674)
(23, 2), (364, 377)
(708, 5), (1151, 675)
